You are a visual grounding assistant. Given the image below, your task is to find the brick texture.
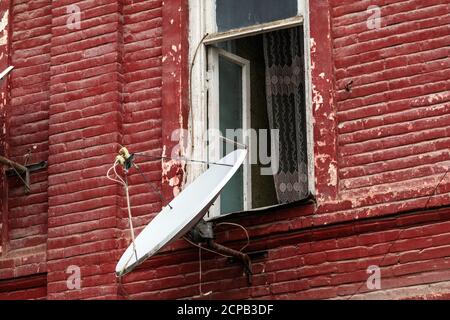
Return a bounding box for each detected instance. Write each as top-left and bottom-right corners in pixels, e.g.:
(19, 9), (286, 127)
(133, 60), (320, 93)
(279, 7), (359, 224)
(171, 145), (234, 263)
(0, 0), (50, 279)
(334, 1), (450, 209)
(7, 0), (51, 253)
(0, 0), (9, 257)
(45, 0), (127, 300)
(1, 0), (450, 300)
(116, 207), (450, 300)
(0, 273), (47, 300)
(120, 0), (163, 241)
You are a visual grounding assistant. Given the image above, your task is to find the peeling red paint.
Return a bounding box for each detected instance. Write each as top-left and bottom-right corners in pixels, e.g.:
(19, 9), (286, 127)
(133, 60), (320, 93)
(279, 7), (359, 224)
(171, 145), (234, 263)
(0, 0), (10, 256)
(309, 0), (339, 203)
(161, 0), (189, 204)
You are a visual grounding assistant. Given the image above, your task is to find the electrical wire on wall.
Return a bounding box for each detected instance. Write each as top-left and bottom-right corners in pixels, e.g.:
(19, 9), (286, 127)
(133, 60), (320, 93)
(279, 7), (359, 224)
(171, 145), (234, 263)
(188, 33), (209, 158)
(106, 148), (139, 299)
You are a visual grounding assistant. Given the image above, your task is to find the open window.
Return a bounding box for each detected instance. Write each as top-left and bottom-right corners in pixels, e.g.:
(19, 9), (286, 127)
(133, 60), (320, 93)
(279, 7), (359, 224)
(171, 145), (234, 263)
(189, 0), (313, 218)
(208, 48), (252, 214)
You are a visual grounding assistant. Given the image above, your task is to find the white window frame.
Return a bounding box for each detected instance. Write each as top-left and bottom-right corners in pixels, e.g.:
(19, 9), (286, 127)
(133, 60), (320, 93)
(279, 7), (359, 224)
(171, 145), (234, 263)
(204, 0), (306, 42)
(207, 47), (252, 216)
(187, 0), (315, 219)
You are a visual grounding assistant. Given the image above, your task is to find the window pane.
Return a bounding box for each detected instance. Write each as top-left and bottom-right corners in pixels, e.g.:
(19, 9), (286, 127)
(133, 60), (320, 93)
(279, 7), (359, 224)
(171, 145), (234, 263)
(216, 0), (298, 32)
(219, 56), (244, 214)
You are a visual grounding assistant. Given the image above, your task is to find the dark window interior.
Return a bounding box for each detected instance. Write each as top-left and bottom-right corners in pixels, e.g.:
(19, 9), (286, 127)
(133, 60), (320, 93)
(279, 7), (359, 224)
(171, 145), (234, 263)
(216, 0), (298, 32)
(214, 26), (307, 213)
(234, 35), (278, 208)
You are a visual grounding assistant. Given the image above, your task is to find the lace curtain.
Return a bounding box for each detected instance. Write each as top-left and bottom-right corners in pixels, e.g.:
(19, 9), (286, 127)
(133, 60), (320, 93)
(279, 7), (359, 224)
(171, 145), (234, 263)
(263, 27), (308, 203)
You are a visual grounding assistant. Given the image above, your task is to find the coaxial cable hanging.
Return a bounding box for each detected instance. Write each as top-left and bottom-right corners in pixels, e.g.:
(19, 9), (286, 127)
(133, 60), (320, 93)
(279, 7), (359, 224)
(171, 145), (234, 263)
(106, 148), (138, 266)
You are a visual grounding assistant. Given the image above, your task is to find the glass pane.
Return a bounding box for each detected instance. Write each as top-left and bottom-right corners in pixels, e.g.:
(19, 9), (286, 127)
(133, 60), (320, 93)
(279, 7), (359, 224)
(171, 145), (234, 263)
(219, 55), (244, 214)
(216, 0), (298, 32)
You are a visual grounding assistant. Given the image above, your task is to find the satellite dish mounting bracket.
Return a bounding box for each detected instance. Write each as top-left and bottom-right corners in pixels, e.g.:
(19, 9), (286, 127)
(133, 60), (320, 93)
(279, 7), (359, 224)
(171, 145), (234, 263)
(1, 155), (47, 194)
(206, 238), (253, 285)
(189, 220), (214, 242)
(191, 220), (253, 286)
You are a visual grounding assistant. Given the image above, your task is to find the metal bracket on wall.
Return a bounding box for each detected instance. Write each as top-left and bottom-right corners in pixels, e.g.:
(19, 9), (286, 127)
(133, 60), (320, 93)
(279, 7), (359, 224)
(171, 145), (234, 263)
(190, 220), (254, 285)
(2, 157), (47, 194)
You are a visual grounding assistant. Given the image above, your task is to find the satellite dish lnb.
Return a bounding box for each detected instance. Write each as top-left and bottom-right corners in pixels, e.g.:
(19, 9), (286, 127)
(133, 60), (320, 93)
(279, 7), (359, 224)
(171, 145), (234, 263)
(115, 149), (247, 276)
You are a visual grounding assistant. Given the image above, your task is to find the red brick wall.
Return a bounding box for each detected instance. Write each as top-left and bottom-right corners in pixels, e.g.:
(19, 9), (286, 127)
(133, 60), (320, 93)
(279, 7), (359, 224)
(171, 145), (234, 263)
(0, 0), (50, 282)
(8, 0), (51, 254)
(1, 0), (450, 300)
(46, 0), (126, 300)
(0, 0), (9, 257)
(334, 0), (450, 213)
(121, 0), (163, 244)
(115, 0), (450, 300)
(309, 0), (450, 224)
(0, 273), (46, 300)
(118, 206), (450, 300)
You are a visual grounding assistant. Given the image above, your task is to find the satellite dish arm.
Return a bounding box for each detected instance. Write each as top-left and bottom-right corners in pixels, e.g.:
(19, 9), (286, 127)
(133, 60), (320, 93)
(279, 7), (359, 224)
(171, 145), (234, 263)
(206, 239), (253, 285)
(190, 220), (253, 285)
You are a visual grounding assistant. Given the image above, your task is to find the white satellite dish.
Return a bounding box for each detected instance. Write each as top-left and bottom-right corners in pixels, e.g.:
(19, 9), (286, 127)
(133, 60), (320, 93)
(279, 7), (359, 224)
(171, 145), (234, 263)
(0, 66), (14, 81)
(115, 149), (247, 276)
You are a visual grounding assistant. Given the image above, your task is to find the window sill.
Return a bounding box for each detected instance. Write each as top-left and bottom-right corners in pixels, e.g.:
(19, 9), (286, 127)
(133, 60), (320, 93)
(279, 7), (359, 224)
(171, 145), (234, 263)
(206, 192), (315, 223)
